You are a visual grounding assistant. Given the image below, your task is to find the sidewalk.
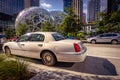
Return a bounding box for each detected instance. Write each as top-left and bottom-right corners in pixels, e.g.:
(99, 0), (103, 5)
(28, 61), (120, 80)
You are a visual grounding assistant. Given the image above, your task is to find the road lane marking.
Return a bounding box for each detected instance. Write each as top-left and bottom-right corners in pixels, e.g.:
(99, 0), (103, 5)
(87, 54), (120, 60)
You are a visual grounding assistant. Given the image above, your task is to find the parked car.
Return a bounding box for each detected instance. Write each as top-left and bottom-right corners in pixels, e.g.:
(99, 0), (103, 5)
(0, 34), (6, 49)
(87, 33), (120, 44)
(9, 36), (19, 41)
(2, 32), (87, 66)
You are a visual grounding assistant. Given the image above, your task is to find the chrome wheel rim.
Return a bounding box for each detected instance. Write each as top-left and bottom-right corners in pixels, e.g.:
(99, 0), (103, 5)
(91, 40), (95, 44)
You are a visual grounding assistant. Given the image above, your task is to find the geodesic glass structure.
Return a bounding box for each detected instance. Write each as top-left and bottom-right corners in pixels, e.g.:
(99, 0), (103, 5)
(15, 7), (54, 31)
(50, 11), (66, 26)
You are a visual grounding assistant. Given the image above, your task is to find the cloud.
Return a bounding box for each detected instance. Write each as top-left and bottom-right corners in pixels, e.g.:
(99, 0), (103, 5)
(41, 2), (52, 8)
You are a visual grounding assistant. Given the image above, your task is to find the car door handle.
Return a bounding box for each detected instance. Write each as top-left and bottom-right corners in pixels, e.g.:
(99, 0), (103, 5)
(38, 44), (43, 47)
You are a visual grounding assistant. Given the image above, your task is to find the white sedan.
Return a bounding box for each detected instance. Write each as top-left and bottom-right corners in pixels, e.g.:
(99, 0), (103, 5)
(3, 32), (87, 66)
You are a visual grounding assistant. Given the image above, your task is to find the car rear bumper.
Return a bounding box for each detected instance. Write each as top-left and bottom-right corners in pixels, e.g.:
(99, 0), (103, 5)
(57, 47), (87, 62)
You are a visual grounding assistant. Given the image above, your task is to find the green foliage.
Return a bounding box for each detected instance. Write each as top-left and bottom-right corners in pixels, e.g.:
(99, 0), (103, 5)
(41, 22), (54, 31)
(56, 8), (82, 36)
(76, 32), (85, 39)
(95, 10), (120, 33)
(0, 54), (6, 62)
(0, 56), (30, 80)
(16, 23), (28, 36)
(4, 27), (15, 39)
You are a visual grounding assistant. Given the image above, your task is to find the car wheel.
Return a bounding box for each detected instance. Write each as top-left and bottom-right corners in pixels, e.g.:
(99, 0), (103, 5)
(5, 47), (11, 57)
(91, 40), (96, 44)
(111, 40), (118, 44)
(41, 51), (56, 66)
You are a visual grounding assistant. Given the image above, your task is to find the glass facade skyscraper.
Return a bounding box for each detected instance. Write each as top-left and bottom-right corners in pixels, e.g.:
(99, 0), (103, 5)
(88, 0), (100, 23)
(100, 0), (120, 14)
(0, 0), (24, 32)
(100, 0), (108, 13)
(0, 0), (40, 33)
(24, 0), (39, 8)
(63, 0), (83, 20)
(63, 0), (71, 13)
(72, 0), (83, 20)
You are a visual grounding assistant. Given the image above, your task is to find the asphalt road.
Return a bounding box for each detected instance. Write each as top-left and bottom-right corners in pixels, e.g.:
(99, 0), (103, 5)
(85, 43), (120, 59)
(84, 43), (120, 76)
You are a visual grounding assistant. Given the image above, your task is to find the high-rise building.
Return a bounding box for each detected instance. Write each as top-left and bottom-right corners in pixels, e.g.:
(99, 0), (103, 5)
(100, 0), (108, 13)
(24, 0), (39, 8)
(72, 0), (83, 20)
(0, 0), (40, 33)
(100, 0), (120, 14)
(82, 13), (86, 23)
(107, 0), (120, 14)
(63, 0), (83, 20)
(88, 0), (100, 23)
(0, 0), (24, 32)
(63, 0), (71, 13)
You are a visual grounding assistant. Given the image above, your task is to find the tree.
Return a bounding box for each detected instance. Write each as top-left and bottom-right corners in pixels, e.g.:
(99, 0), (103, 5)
(41, 22), (54, 32)
(95, 10), (120, 33)
(4, 27), (15, 39)
(16, 23), (28, 36)
(56, 8), (82, 36)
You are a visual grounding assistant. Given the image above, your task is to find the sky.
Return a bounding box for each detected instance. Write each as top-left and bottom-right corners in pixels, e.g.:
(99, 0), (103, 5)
(40, 0), (88, 14)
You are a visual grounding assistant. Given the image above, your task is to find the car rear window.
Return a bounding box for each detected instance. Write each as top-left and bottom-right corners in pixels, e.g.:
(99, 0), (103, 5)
(52, 33), (65, 41)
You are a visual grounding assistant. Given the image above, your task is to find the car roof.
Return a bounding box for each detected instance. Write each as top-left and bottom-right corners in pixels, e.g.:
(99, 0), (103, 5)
(26, 32), (57, 34)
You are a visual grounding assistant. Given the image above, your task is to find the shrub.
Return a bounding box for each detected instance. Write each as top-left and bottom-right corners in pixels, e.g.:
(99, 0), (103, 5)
(0, 56), (31, 80)
(0, 54), (6, 62)
(77, 32), (85, 40)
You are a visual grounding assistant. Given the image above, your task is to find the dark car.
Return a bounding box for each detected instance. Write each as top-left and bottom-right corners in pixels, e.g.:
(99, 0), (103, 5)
(0, 34), (6, 49)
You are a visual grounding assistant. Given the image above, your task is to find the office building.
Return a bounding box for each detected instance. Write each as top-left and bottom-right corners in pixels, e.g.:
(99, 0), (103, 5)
(100, 0), (120, 14)
(88, 0), (100, 23)
(100, 0), (108, 13)
(82, 13), (86, 23)
(0, 0), (40, 33)
(0, 0), (24, 32)
(63, 0), (71, 13)
(107, 0), (120, 14)
(63, 0), (83, 20)
(24, 0), (39, 8)
(72, 0), (83, 20)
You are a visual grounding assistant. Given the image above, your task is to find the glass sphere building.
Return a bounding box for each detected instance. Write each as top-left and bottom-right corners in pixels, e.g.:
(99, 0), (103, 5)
(15, 7), (53, 31)
(50, 11), (66, 26)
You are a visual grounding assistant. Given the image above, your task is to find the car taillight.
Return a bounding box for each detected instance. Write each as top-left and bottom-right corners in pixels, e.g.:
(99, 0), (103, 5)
(74, 43), (81, 52)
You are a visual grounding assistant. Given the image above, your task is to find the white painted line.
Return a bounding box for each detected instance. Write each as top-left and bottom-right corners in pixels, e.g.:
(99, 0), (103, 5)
(87, 54), (120, 60)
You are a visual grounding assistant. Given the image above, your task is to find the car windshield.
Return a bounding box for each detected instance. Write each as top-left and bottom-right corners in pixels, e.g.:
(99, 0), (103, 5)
(52, 33), (65, 41)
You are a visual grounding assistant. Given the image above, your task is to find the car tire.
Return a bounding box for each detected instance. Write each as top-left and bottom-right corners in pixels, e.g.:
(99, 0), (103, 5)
(111, 40), (118, 44)
(41, 51), (56, 66)
(91, 40), (96, 44)
(5, 47), (11, 57)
